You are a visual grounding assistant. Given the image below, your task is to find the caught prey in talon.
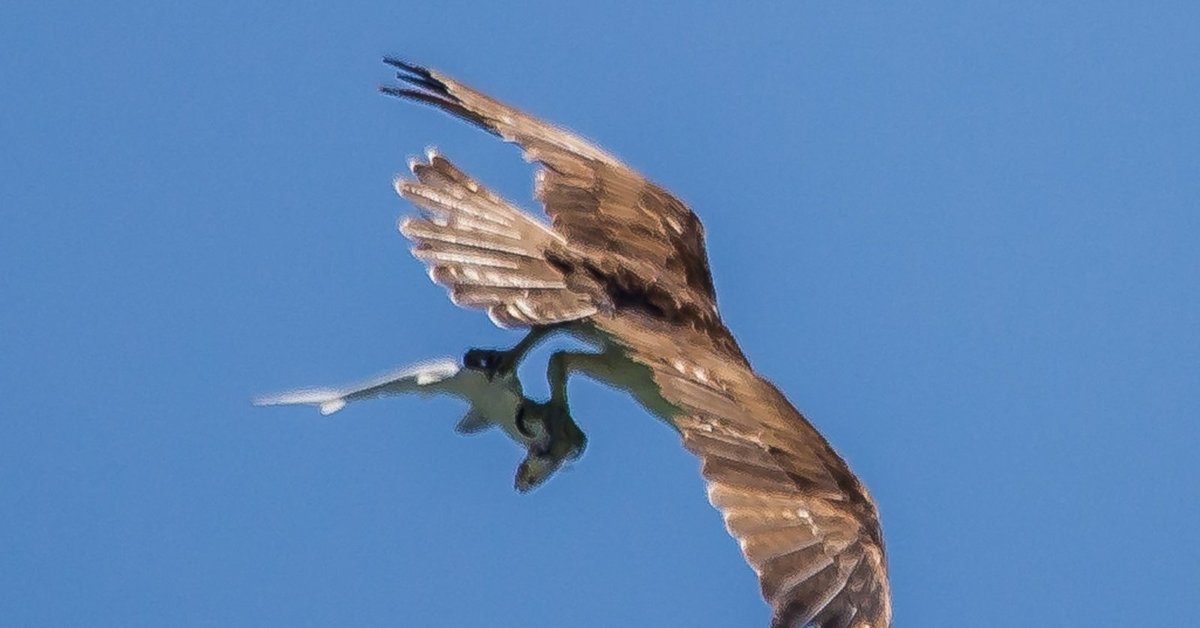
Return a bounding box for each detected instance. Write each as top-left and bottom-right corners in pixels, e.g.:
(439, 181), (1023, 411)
(253, 356), (579, 490)
(383, 58), (891, 627)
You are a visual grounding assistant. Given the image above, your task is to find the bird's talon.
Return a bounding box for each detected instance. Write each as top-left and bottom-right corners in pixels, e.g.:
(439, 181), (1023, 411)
(463, 348), (510, 380)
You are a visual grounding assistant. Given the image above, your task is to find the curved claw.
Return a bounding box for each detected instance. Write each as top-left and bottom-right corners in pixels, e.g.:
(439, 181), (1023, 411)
(514, 400), (535, 438)
(514, 400), (551, 452)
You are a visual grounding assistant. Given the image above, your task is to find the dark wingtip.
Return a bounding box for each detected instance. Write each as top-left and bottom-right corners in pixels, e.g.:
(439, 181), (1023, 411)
(380, 57), (450, 97)
(382, 57), (428, 76)
(378, 57), (496, 135)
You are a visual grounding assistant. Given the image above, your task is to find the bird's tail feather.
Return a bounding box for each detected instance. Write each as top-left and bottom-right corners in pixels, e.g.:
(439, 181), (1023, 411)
(396, 149), (597, 328)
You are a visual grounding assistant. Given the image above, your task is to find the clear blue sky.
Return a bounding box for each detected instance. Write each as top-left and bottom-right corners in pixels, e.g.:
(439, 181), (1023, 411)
(3, 2), (1197, 626)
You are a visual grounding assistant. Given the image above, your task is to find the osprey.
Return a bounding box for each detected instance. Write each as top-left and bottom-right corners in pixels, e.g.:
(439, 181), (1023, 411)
(381, 59), (891, 628)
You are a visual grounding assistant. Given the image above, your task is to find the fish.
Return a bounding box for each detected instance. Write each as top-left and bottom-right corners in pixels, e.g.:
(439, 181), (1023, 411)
(253, 357), (581, 490)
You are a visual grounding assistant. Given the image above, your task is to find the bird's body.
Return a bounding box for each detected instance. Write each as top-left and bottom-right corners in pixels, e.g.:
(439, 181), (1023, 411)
(383, 59), (892, 627)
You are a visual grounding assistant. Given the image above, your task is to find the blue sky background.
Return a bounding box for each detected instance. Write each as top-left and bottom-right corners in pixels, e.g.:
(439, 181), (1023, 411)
(2, 2), (1197, 626)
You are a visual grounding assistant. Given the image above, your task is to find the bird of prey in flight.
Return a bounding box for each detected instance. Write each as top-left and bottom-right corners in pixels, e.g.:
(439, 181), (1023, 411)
(381, 59), (891, 628)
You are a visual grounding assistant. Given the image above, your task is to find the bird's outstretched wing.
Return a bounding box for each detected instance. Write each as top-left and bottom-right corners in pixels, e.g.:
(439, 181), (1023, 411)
(382, 60), (890, 627)
(396, 149), (600, 328)
(602, 316), (891, 628)
(382, 59), (724, 336)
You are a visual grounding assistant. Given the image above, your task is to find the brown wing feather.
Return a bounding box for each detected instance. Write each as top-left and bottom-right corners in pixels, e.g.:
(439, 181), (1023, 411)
(381, 59), (722, 335)
(397, 150), (599, 328)
(596, 314), (891, 628)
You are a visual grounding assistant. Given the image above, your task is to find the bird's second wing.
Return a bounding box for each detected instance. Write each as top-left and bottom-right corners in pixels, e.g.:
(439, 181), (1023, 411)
(601, 316), (891, 628)
(382, 59), (722, 327)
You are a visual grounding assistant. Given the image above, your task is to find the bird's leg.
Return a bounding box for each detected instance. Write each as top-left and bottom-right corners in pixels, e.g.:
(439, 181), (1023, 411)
(513, 350), (608, 491)
(463, 325), (555, 380)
